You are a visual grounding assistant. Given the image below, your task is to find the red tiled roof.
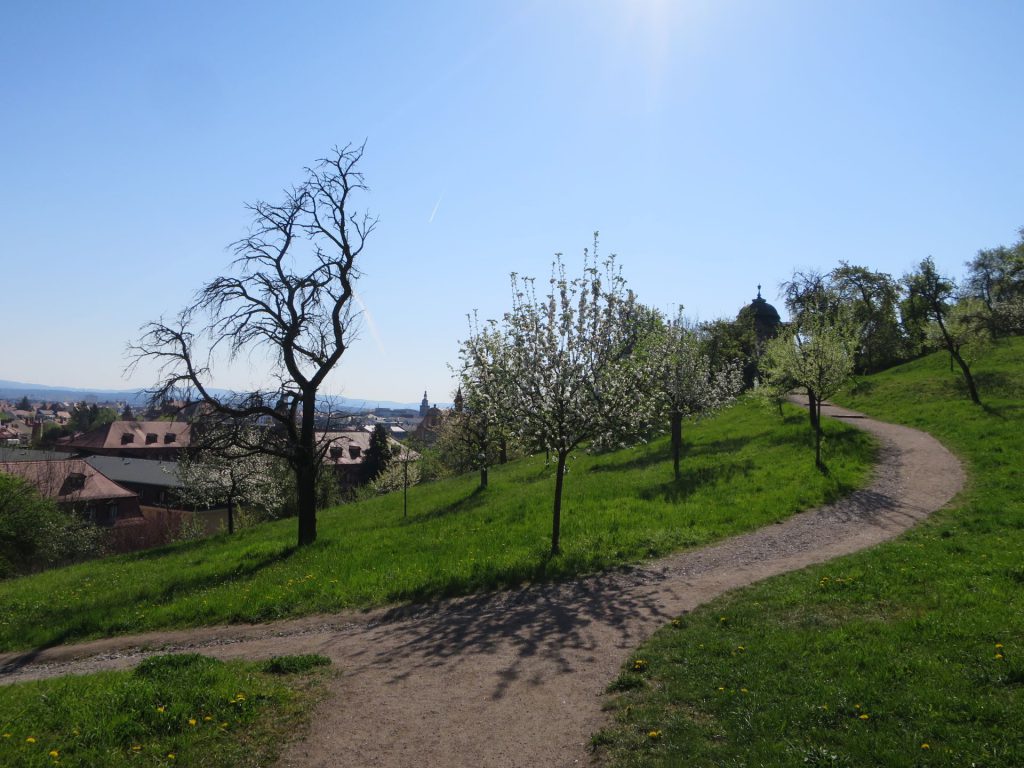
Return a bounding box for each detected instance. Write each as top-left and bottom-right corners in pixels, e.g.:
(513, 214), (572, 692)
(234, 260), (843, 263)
(64, 421), (191, 450)
(0, 459), (137, 503)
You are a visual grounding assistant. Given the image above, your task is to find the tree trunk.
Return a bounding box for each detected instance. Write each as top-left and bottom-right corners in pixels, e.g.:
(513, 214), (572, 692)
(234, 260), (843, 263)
(227, 493), (235, 535)
(296, 460), (317, 546)
(951, 349), (981, 404)
(551, 449), (568, 556)
(807, 389), (819, 432)
(479, 465), (488, 489)
(499, 437), (507, 465)
(296, 393), (318, 547)
(814, 399), (823, 471)
(670, 412), (682, 481)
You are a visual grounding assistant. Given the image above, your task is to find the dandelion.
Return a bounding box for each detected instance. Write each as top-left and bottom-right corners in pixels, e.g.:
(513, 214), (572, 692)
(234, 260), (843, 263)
(156, 706), (165, 713)
(996, 653), (1005, 660)
(740, 688), (749, 693)
(633, 659), (648, 672)
(671, 618), (682, 627)
(168, 754), (176, 761)
(203, 715), (213, 721)
(188, 718), (197, 726)
(648, 730), (662, 740)
(921, 743), (930, 750)
(220, 722), (229, 729)
(995, 643), (1004, 649)
(49, 750), (59, 759)
(859, 714), (870, 720)
(131, 745), (141, 752)
(717, 686), (725, 691)
(26, 737), (36, 744)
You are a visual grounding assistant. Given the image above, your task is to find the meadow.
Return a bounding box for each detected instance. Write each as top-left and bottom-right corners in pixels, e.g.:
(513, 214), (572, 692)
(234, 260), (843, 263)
(594, 338), (1024, 767)
(0, 398), (874, 651)
(0, 653), (330, 768)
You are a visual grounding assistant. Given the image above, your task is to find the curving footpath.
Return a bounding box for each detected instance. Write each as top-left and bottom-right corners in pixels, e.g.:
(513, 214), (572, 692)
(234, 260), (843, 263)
(0, 402), (964, 768)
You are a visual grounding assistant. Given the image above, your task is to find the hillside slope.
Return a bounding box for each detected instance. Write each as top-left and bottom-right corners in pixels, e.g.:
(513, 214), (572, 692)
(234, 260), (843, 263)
(595, 338), (1024, 767)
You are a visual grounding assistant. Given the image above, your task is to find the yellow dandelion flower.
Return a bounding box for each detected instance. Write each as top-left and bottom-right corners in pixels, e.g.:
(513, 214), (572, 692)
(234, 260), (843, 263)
(26, 737), (36, 744)
(921, 743), (930, 750)
(131, 745), (141, 752)
(188, 718), (197, 726)
(717, 686), (725, 691)
(859, 714), (870, 720)
(168, 754), (176, 761)
(49, 750), (60, 758)
(633, 659), (648, 671)
(203, 715), (213, 721)
(220, 722), (229, 729)
(156, 706), (165, 713)
(854, 704), (861, 709)
(996, 653), (1005, 660)
(995, 643), (1004, 649)
(740, 688), (749, 693)
(648, 729), (662, 739)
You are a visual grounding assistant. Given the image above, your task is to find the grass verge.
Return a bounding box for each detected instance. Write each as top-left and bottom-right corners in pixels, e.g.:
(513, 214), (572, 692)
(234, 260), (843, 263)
(592, 338), (1024, 767)
(0, 397), (874, 651)
(0, 653), (331, 767)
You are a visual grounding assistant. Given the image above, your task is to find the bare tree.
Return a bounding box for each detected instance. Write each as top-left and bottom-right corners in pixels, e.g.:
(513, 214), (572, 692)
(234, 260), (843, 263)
(128, 144), (374, 546)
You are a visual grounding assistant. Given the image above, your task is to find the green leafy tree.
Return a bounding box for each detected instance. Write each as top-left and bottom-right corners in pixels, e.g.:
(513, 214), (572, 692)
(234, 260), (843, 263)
(16, 396), (31, 411)
(363, 424), (393, 483)
(904, 257), (985, 404)
(829, 263), (905, 372)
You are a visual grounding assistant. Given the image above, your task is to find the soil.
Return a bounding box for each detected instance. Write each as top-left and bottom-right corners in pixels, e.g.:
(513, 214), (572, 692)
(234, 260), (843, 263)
(0, 401), (964, 768)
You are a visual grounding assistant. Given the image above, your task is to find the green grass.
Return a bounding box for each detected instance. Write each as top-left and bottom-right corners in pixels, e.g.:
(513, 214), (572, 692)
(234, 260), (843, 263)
(593, 338), (1024, 767)
(0, 398), (874, 652)
(0, 653), (331, 767)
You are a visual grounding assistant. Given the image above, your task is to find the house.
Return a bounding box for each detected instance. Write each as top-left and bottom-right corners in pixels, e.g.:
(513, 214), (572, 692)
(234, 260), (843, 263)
(61, 420), (191, 460)
(0, 458), (141, 526)
(319, 430), (420, 490)
(83, 455), (183, 507)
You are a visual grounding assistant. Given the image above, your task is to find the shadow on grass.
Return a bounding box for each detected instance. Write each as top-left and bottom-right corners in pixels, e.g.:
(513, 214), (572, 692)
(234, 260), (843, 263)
(0, 544), (300, 655)
(587, 445), (668, 474)
(639, 459), (755, 503)
(406, 486), (490, 524)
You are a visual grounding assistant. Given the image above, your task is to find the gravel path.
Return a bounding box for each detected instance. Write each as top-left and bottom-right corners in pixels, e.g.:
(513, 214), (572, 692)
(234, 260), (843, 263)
(0, 402), (964, 768)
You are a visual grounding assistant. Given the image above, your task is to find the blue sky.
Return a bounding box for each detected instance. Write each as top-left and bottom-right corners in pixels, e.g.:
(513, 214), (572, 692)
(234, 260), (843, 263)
(2, 1), (1022, 404)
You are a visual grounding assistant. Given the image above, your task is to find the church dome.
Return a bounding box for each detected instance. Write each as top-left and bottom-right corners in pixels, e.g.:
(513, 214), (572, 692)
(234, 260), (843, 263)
(737, 285), (782, 341)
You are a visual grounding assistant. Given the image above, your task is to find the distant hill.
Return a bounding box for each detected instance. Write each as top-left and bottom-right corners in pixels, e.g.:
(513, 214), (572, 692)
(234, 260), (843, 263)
(0, 379), (442, 412)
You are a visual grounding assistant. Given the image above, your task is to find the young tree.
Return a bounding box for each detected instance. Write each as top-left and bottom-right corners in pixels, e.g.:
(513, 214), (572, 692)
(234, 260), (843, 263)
(761, 311), (857, 470)
(964, 229), (1024, 337)
(498, 237), (651, 555)
(450, 315), (516, 489)
(129, 144), (374, 546)
(904, 257), (984, 404)
(652, 313), (742, 481)
(16, 396), (31, 412)
(174, 431), (285, 534)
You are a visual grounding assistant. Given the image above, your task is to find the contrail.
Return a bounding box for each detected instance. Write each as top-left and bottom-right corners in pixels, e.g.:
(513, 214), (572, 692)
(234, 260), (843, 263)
(352, 290), (385, 353)
(428, 195), (443, 224)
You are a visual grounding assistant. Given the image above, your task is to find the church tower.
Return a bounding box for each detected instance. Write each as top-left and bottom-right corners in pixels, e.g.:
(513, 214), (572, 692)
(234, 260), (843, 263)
(419, 391), (430, 417)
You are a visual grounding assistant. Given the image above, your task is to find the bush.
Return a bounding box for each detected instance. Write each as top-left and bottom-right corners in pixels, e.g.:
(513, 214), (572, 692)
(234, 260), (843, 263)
(0, 474), (106, 577)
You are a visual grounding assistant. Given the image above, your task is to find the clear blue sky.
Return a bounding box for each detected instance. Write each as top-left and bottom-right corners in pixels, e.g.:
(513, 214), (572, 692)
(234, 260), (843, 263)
(2, 1), (1022, 404)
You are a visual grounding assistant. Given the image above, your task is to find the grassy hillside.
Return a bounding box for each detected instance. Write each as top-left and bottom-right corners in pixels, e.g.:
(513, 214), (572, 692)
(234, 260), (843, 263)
(594, 338), (1024, 767)
(0, 398), (874, 651)
(0, 653), (330, 767)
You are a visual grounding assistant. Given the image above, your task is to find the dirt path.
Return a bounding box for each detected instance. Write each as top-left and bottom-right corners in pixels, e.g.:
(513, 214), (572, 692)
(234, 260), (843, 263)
(0, 403), (964, 768)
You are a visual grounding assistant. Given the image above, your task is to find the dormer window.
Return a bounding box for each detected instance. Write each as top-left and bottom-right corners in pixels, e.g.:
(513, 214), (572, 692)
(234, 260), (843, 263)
(66, 472), (86, 491)
(164, 433), (176, 444)
(121, 433), (135, 445)
(348, 446), (361, 459)
(145, 433), (158, 445)
(329, 446), (344, 460)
